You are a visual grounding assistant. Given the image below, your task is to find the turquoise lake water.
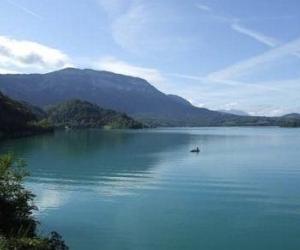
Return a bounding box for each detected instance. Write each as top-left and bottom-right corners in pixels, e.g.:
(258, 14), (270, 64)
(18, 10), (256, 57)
(1, 127), (300, 250)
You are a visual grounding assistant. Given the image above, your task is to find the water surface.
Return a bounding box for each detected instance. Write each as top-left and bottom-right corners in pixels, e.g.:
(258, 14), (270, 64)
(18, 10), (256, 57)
(1, 128), (300, 250)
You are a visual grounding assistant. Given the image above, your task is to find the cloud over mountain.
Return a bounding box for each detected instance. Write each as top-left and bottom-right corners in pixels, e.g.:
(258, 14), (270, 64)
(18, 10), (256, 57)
(0, 36), (71, 73)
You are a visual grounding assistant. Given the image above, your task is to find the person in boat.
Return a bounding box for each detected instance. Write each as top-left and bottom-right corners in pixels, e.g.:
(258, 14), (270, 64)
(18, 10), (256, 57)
(190, 147), (200, 153)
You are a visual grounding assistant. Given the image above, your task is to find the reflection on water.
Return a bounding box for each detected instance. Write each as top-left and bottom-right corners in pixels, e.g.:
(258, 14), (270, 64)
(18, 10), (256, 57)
(1, 128), (300, 250)
(2, 129), (201, 198)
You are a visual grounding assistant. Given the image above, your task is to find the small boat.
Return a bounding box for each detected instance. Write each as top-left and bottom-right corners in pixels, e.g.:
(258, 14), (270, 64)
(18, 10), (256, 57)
(65, 125), (71, 130)
(190, 147), (200, 153)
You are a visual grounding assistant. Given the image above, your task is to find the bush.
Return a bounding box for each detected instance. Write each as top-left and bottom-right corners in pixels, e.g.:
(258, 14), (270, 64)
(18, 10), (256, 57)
(0, 154), (68, 250)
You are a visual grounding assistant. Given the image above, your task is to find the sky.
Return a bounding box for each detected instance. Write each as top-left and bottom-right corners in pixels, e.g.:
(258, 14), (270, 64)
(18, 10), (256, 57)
(0, 0), (299, 116)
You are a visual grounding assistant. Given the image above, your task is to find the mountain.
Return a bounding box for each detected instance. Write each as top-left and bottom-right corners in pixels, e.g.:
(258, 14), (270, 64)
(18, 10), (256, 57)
(218, 109), (249, 116)
(0, 91), (52, 138)
(167, 94), (192, 106)
(21, 101), (48, 120)
(279, 113), (300, 127)
(281, 113), (300, 119)
(46, 99), (144, 129)
(0, 68), (286, 126)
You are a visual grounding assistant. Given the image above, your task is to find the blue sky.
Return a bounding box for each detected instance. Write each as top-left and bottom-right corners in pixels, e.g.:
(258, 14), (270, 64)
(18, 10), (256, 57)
(0, 0), (299, 115)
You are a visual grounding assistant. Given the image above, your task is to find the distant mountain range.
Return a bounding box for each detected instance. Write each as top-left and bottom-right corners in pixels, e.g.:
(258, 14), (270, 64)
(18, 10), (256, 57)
(281, 113), (300, 119)
(279, 113), (300, 127)
(0, 68), (299, 127)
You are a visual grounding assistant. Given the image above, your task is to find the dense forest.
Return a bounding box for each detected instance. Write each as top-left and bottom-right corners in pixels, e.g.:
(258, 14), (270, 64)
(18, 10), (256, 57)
(0, 92), (144, 140)
(0, 92), (52, 138)
(279, 119), (300, 127)
(46, 99), (144, 129)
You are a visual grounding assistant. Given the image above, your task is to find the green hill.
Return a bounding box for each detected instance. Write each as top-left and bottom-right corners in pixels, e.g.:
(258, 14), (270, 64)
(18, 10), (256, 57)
(46, 99), (144, 129)
(279, 113), (300, 127)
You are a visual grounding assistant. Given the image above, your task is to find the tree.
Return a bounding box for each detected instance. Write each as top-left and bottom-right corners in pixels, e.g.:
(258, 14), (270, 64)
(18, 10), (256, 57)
(0, 154), (68, 250)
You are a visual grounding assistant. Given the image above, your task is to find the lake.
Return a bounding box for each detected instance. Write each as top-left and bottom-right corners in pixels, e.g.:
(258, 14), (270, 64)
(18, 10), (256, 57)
(1, 127), (300, 250)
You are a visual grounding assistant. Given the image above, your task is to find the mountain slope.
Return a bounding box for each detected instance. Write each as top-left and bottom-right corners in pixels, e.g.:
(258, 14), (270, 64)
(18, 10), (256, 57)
(167, 94), (192, 106)
(279, 113), (300, 127)
(0, 91), (35, 131)
(47, 99), (144, 129)
(21, 101), (48, 119)
(0, 91), (52, 137)
(281, 113), (300, 119)
(0, 68), (288, 126)
(0, 68), (167, 115)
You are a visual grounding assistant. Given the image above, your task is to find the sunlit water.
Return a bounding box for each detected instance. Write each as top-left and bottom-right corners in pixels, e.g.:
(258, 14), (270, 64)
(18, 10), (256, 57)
(1, 127), (300, 250)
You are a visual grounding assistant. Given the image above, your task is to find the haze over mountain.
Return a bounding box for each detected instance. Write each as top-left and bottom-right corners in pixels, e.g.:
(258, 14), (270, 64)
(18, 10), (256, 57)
(218, 109), (249, 116)
(0, 68), (297, 127)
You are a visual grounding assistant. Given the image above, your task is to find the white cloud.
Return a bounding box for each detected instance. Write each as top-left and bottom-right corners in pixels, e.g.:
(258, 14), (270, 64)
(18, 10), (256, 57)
(194, 3), (294, 52)
(248, 106), (293, 117)
(99, 1), (194, 53)
(192, 4), (300, 115)
(195, 3), (211, 12)
(222, 102), (238, 109)
(98, 0), (133, 17)
(0, 36), (72, 73)
(231, 23), (279, 47)
(4, 0), (42, 20)
(231, 23), (300, 59)
(98, 0), (152, 52)
(0, 68), (18, 74)
(169, 72), (282, 92)
(95, 57), (166, 85)
(111, 3), (146, 52)
(167, 69), (300, 116)
(207, 37), (300, 82)
(168, 73), (206, 81)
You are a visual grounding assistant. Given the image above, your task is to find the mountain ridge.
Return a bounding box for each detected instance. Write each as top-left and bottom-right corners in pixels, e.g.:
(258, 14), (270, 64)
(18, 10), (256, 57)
(0, 68), (298, 127)
(281, 113), (300, 119)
